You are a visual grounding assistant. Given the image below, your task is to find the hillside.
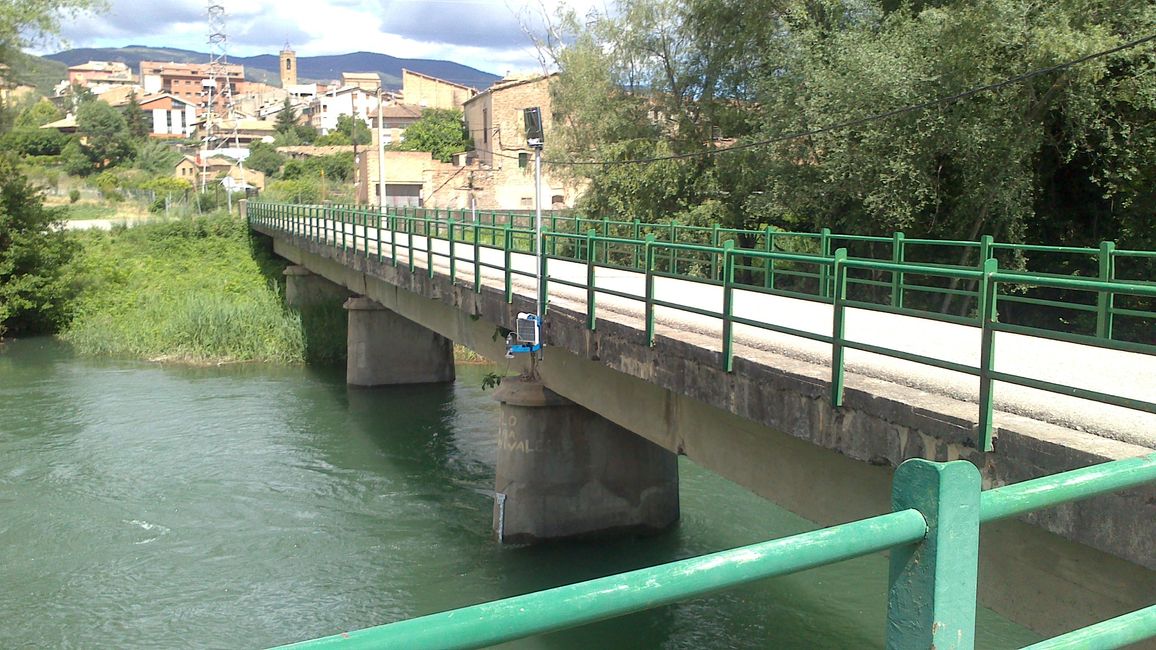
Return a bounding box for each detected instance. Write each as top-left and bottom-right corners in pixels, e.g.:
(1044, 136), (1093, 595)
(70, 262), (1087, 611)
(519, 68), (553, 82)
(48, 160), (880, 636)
(5, 50), (68, 95)
(43, 46), (501, 91)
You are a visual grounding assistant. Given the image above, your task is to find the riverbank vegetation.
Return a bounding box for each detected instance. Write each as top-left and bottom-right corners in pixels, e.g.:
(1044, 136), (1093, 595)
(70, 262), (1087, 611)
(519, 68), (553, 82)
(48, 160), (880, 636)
(61, 215), (315, 364)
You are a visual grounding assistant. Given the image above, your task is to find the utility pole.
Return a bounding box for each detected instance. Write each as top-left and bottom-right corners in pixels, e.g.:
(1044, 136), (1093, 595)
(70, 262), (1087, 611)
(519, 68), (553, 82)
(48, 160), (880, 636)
(377, 86), (387, 212)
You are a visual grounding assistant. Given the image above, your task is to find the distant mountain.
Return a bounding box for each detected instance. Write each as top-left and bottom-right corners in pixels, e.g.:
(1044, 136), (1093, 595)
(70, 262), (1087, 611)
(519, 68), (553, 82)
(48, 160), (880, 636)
(43, 46), (501, 91)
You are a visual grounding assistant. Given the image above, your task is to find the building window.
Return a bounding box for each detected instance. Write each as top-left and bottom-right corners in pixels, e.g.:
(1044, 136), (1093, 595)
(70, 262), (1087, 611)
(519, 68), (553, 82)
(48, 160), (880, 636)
(285, 59), (292, 71)
(482, 108), (489, 144)
(551, 194), (564, 205)
(520, 197), (533, 208)
(518, 152), (528, 169)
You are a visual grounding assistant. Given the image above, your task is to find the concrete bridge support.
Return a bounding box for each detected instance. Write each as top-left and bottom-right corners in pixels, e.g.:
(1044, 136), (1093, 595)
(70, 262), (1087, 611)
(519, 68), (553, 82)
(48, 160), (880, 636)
(492, 377), (680, 544)
(283, 265), (348, 308)
(344, 296), (455, 386)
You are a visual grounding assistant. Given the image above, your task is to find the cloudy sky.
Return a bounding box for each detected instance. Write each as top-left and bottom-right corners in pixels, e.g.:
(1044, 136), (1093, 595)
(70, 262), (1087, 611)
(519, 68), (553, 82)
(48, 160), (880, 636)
(37, 0), (607, 76)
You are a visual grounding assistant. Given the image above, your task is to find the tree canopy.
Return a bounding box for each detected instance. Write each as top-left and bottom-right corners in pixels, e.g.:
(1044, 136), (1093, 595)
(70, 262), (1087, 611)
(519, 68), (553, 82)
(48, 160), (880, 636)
(393, 109), (471, 162)
(547, 0), (1156, 251)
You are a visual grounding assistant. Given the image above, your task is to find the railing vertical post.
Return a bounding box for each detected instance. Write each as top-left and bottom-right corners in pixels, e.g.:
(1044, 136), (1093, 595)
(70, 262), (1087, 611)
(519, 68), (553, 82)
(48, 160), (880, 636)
(977, 258), (999, 452)
(887, 455), (980, 647)
(1096, 241), (1116, 340)
(645, 235), (657, 346)
(390, 211), (398, 266)
(891, 231), (905, 308)
(886, 458), (980, 650)
(586, 230), (598, 330)
(831, 248), (848, 407)
(473, 222), (482, 294)
(427, 217), (435, 279)
(722, 240), (736, 372)
(711, 223), (721, 281)
(504, 223), (514, 303)
(765, 226), (775, 290)
(668, 220), (678, 271)
(979, 234), (993, 265)
(632, 220), (641, 268)
(448, 218), (457, 284)
(819, 227), (833, 298)
(375, 209), (382, 262)
(408, 214), (415, 273)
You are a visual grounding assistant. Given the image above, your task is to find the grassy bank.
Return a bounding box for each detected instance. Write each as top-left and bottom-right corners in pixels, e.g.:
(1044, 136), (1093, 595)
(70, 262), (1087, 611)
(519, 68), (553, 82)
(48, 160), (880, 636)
(63, 215), (312, 365)
(61, 213), (489, 367)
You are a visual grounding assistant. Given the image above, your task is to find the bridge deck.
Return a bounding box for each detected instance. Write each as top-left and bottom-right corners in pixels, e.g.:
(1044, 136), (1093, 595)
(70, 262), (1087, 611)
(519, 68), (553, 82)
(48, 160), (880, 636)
(276, 219), (1154, 451)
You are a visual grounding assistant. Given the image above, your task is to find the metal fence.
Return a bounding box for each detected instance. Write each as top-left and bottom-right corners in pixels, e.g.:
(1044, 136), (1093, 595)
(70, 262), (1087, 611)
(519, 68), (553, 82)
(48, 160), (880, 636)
(247, 202), (1156, 453)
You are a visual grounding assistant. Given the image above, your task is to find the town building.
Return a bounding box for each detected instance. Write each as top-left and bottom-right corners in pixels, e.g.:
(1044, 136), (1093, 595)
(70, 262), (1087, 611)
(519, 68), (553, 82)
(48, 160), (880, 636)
(401, 69), (476, 110)
(66, 61), (136, 92)
(368, 104), (423, 146)
(139, 61), (245, 117)
(462, 73), (579, 210)
(139, 93), (198, 138)
(341, 72), (381, 93)
(311, 85), (380, 133)
(175, 154), (265, 192)
(193, 117), (278, 145)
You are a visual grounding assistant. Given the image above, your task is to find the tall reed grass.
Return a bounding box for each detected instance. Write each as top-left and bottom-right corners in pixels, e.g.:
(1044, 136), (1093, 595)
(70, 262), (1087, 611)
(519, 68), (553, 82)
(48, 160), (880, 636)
(62, 214), (311, 365)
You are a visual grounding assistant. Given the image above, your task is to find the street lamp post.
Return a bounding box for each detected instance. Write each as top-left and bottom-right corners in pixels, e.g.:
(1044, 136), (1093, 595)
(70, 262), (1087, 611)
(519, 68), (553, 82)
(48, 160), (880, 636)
(377, 86), (387, 212)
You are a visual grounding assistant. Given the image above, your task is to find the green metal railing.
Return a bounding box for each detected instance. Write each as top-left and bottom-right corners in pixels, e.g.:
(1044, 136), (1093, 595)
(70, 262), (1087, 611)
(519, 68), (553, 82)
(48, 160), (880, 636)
(375, 207), (1155, 345)
(246, 202), (1156, 453)
(273, 453), (1156, 650)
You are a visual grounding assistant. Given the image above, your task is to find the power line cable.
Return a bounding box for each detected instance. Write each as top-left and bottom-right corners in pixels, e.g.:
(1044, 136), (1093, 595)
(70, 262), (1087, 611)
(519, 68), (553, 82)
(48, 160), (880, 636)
(473, 32), (1155, 168)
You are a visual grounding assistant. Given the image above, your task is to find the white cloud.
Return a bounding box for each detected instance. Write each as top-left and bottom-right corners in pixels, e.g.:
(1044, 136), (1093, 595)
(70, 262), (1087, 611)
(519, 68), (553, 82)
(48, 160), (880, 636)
(41, 0), (609, 74)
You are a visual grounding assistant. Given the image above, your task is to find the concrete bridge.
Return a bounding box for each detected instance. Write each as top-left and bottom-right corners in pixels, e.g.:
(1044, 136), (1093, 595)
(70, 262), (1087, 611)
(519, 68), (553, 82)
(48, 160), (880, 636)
(245, 201), (1155, 640)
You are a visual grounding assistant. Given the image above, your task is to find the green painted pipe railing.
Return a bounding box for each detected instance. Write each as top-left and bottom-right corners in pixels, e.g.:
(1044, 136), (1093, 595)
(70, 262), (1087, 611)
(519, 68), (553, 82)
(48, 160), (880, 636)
(272, 453), (1156, 650)
(246, 202), (1156, 453)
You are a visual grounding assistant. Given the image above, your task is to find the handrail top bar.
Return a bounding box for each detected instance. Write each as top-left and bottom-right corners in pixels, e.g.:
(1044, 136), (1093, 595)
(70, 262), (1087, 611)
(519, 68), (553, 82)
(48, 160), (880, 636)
(980, 452), (1156, 523)
(275, 509), (928, 649)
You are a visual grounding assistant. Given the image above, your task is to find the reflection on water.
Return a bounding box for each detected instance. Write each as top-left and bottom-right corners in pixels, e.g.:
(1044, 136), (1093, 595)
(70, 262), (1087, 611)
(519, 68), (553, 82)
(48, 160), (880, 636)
(0, 339), (1039, 648)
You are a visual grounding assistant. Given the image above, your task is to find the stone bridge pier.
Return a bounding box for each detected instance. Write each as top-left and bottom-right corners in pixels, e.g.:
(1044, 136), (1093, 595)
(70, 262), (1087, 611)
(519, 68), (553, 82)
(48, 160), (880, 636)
(492, 377), (679, 544)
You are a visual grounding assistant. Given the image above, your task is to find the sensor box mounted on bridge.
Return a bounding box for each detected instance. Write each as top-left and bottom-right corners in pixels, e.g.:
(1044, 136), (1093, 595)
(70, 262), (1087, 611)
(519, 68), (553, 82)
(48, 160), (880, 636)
(505, 312), (541, 357)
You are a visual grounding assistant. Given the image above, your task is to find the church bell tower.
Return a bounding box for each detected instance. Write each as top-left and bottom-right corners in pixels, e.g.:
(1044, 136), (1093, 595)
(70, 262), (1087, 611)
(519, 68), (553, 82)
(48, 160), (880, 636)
(280, 43), (297, 88)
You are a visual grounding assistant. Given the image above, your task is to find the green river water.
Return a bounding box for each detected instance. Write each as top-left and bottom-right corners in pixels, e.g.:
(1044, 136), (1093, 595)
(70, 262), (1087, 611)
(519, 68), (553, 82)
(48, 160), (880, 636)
(0, 339), (1039, 649)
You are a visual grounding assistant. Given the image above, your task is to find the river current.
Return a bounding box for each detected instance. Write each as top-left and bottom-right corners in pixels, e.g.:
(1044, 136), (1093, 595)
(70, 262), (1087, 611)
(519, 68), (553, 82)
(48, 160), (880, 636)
(0, 339), (1037, 648)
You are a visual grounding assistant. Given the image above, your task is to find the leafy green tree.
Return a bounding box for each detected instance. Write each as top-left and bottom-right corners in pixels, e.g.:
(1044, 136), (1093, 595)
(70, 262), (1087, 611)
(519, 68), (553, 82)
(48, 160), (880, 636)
(335, 114), (371, 145)
(274, 98), (298, 133)
(265, 177), (321, 203)
(280, 152), (355, 182)
(60, 139), (91, 176)
(0, 1), (106, 50)
(294, 123), (318, 144)
(133, 140), (182, 174)
(0, 125), (68, 157)
(14, 99), (61, 129)
(313, 130), (351, 146)
(393, 108), (470, 162)
(72, 100), (134, 173)
(548, 0), (1156, 258)
(0, 154), (77, 337)
(0, 90), (67, 156)
(123, 92), (149, 140)
(246, 141), (286, 176)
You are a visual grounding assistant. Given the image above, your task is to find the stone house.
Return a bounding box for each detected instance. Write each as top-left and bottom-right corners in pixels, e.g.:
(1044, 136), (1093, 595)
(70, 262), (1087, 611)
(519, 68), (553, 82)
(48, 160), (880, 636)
(462, 74), (579, 210)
